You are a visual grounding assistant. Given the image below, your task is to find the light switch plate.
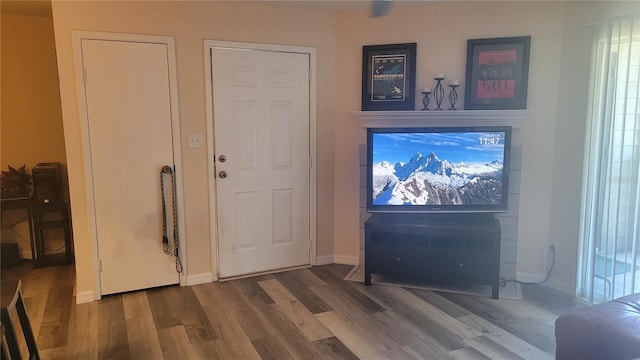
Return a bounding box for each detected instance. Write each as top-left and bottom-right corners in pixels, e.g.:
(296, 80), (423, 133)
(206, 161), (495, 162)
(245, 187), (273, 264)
(187, 133), (203, 149)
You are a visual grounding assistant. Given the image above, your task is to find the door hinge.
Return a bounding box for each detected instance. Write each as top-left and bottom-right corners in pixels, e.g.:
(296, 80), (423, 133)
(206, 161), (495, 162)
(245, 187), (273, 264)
(82, 68), (88, 83)
(309, 155), (312, 168)
(99, 259), (102, 272)
(308, 68), (312, 83)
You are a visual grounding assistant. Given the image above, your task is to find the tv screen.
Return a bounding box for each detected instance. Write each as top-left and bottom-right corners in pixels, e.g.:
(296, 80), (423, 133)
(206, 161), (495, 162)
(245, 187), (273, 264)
(367, 126), (511, 213)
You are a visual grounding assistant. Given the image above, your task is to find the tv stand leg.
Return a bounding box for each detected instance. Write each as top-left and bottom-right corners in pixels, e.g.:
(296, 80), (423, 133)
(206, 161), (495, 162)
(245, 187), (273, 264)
(492, 282), (499, 299)
(364, 269), (372, 286)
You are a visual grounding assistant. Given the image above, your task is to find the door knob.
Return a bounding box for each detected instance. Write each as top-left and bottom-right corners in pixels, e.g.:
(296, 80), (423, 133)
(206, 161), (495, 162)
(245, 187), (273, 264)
(218, 171), (227, 179)
(218, 155), (226, 162)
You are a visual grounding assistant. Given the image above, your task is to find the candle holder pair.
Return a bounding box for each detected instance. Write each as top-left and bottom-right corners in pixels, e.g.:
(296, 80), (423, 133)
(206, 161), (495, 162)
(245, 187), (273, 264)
(422, 77), (459, 111)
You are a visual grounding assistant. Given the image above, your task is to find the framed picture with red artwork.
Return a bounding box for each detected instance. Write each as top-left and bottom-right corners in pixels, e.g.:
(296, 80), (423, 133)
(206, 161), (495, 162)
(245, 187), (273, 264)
(464, 36), (530, 110)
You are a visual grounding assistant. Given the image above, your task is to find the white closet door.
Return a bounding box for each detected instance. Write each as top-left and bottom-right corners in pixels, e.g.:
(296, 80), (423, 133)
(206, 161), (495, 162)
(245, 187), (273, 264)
(81, 39), (179, 295)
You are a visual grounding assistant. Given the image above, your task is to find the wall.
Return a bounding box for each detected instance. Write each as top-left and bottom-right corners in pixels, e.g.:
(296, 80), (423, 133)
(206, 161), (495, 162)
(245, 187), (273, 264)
(50, 1), (336, 300)
(50, 0), (638, 300)
(333, 1), (566, 282)
(1, 12), (67, 256)
(333, 1), (637, 295)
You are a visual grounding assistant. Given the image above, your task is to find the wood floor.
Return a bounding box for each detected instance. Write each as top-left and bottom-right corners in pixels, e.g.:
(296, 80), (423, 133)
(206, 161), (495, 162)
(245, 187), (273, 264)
(1, 262), (586, 359)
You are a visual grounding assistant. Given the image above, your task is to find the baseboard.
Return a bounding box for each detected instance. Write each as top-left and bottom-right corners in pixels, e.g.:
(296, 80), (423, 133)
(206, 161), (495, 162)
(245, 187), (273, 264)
(75, 291), (94, 304)
(315, 254), (359, 266)
(333, 255), (359, 266)
(515, 272), (576, 294)
(186, 272), (215, 286)
(516, 271), (546, 283)
(315, 255), (333, 265)
(545, 277), (576, 296)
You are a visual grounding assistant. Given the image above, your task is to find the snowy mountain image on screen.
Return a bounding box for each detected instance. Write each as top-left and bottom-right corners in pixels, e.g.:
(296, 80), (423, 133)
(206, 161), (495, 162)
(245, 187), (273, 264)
(372, 151), (503, 206)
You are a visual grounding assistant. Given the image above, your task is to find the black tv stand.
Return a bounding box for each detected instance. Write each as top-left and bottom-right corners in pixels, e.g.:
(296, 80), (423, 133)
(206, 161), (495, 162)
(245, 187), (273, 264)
(364, 213), (502, 299)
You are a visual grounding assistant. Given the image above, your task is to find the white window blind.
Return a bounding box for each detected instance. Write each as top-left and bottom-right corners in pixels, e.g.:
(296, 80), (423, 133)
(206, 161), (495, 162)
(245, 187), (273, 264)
(578, 16), (640, 303)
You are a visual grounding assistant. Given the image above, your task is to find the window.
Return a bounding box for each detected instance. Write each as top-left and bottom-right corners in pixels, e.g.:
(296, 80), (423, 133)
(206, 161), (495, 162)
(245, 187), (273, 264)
(578, 16), (640, 303)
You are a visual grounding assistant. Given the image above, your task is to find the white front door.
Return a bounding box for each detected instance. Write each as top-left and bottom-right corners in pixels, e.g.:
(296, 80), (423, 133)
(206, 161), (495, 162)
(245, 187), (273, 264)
(79, 37), (181, 295)
(211, 46), (311, 278)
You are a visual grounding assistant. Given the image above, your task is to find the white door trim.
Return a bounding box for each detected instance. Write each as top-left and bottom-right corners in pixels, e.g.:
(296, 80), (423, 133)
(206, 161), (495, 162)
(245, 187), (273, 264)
(72, 31), (187, 300)
(204, 40), (317, 280)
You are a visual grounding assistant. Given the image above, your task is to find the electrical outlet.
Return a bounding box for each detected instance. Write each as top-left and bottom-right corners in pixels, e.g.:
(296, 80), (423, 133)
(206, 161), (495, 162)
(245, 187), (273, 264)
(187, 133), (203, 149)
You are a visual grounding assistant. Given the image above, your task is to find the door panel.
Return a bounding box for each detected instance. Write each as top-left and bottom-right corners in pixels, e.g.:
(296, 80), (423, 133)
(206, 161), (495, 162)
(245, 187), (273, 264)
(81, 39), (179, 295)
(233, 101), (258, 170)
(212, 47), (310, 278)
(234, 192), (258, 250)
(271, 102), (294, 168)
(272, 189), (293, 245)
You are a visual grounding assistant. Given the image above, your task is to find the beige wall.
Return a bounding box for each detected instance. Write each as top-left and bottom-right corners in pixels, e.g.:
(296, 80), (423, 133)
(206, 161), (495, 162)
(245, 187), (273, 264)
(1, 12), (66, 253)
(51, 1), (336, 297)
(332, 1), (638, 293)
(50, 0), (638, 299)
(1, 14), (66, 171)
(333, 1), (567, 276)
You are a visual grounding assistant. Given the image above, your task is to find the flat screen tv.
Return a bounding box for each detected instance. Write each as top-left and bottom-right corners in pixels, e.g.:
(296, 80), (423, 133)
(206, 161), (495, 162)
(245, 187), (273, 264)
(367, 126), (511, 213)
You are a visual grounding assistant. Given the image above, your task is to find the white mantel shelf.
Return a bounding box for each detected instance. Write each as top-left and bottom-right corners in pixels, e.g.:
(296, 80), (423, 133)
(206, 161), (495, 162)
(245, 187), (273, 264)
(355, 110), (528, 128)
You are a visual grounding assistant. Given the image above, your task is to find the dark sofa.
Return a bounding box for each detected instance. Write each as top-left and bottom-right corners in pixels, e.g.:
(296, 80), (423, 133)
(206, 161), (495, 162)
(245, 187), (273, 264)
(555, 292), (640, 360)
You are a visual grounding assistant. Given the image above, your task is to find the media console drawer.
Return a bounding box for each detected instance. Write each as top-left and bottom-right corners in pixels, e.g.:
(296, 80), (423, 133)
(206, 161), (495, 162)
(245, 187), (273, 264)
(369, 243), (428, 274)
(364, 213), (501, 299)
(429, 249), (494, 282)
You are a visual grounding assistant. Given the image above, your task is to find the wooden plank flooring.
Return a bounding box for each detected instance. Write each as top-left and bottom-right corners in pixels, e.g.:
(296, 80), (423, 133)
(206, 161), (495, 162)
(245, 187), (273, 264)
(1, 262), (586, 359)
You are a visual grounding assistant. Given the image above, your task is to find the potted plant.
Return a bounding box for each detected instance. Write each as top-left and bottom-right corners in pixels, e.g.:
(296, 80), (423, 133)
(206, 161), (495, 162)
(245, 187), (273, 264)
(1, 165), (32, 197)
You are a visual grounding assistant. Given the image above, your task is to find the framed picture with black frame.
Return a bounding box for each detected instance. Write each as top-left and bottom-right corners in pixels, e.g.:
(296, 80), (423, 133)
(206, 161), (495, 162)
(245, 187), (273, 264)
(464, 36), (530, 110)
(362, 43), (416, 111)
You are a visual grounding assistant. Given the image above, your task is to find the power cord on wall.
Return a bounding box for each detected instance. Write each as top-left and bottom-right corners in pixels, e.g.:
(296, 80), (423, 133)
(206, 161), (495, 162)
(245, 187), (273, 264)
(499, 245), (556, 287)
(2, 215), (65, 251)
(1, 217), (28, 230)
(1, 216), (32, 248)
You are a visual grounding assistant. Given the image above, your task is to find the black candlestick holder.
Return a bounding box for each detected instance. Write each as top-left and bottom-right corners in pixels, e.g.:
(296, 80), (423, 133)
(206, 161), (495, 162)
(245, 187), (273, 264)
(448, 84), (459, 110)
(433, 77), (445, 110)
(421, 91), (431, 110)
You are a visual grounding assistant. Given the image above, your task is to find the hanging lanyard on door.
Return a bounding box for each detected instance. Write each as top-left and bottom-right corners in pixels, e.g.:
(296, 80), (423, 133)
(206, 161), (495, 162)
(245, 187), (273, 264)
(161, 165), (183, 273)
